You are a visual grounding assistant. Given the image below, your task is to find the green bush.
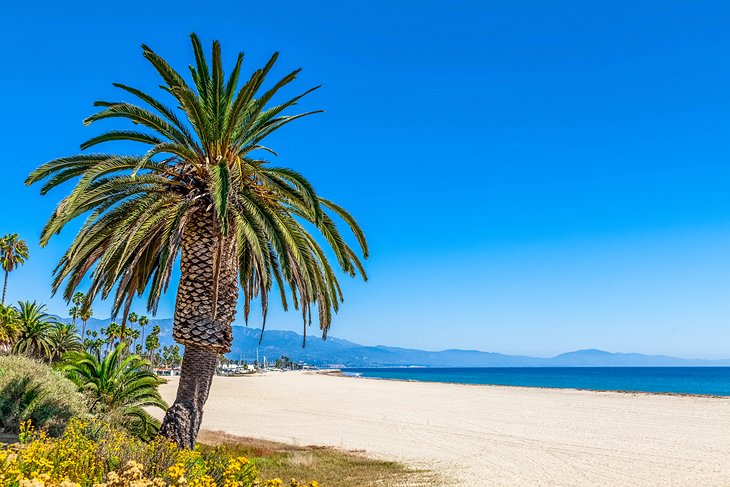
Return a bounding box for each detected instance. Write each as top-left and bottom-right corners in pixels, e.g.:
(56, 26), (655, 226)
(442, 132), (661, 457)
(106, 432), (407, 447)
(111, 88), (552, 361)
(0, 355), (87, 436)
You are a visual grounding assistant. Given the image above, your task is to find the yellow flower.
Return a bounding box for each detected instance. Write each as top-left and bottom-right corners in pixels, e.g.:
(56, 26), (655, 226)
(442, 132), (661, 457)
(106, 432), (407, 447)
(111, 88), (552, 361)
(168, 463), (186, 480)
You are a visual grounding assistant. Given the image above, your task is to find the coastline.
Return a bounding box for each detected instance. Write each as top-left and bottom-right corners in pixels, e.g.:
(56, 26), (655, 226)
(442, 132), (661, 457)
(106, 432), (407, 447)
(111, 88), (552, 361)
(156, 370), (730, 486)
(330, 369), (730, 399)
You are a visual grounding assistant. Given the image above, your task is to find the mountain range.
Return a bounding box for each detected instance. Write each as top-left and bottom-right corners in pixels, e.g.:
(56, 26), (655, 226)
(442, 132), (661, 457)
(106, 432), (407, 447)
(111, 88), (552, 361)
(58, 316), (730, 367)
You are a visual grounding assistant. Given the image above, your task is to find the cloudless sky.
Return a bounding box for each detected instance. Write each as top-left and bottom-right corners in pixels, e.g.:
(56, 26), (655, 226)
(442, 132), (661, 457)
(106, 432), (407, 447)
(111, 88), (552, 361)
(3, 1), (730, 358)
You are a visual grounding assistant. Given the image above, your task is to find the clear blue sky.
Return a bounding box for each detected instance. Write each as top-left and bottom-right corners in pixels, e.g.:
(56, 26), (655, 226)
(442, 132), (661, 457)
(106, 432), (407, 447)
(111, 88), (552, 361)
(3, 1), (730, 358)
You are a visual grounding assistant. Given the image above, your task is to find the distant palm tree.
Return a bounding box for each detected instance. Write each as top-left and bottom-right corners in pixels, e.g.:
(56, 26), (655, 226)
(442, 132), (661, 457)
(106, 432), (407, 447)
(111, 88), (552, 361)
(138, 315), (149, 353)
(80, 305), (93, 343)
(145, 325), (160, 365)
(48, 322), (81, 361)
(0, 234), (29, 305)
(125, 312), (139, 348)
(12, 301), (58, 360)
(61, 344), (167, 440)
(27, 34), (368, 448)
(102, 322), (121, 354)
(69, 291), (85, 326)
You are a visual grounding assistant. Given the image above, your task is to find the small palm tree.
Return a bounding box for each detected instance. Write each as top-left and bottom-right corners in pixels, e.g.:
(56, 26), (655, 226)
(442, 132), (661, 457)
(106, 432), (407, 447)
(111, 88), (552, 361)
(28, 34), (368, 448)
(61, 344), (167, 440)
(0, 304), (20, 354)
(0, 234), (29, 305)
(48, 322), (81, 361)
(12, 301), (58, 360)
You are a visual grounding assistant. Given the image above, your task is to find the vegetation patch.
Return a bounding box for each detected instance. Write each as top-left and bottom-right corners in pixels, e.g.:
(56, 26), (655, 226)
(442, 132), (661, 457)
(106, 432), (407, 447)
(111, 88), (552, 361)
(0, 419), (318, 486)
(0, 355), (87, 437)
(197, 431), (438, 487)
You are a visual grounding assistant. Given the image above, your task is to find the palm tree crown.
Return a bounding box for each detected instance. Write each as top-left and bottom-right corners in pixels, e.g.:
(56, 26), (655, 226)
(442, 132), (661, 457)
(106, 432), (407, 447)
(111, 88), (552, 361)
(27, 33), (367, 344)
(0, 234), (29, 305)
(48, 321), (82, 361)
(12, 301), (59, 360)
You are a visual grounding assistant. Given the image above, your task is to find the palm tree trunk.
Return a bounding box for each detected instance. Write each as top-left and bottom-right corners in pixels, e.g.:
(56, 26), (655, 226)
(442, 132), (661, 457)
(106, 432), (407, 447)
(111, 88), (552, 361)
(140, 325), (145, 355)
(2, 270), (8, 305)
(159, 207), (238, 448)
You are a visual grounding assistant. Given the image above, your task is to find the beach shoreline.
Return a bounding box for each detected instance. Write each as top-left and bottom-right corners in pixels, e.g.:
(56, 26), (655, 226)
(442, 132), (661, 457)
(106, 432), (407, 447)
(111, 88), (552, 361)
(329, 368), (730, 398)
(156, 370), (730, 486)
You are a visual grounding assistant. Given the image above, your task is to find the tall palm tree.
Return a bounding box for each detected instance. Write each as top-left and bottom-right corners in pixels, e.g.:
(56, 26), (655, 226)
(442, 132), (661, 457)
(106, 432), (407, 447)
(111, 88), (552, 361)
(61, 344), (167, 440)
(27, 34), (368, 448)
(80, 305), (93, 342)
(126, 311), (139, 348)
(12, 301), (58, 360)
(0, 234), (29, 305)
(138, 315), (149, 353)
(70, 291), (85, 326)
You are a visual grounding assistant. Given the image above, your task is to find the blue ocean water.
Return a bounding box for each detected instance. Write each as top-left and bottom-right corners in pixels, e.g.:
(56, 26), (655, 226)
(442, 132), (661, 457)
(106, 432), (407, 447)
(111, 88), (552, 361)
(341, 367), (730, 396)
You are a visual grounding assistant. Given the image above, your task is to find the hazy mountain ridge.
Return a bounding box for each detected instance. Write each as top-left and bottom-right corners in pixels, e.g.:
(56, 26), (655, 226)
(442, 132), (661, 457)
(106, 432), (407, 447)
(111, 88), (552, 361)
(54, 316), (730, 367)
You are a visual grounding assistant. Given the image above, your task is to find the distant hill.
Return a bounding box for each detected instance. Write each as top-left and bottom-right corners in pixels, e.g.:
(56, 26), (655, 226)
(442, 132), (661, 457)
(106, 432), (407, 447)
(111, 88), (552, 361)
(56, 315), (730, 367)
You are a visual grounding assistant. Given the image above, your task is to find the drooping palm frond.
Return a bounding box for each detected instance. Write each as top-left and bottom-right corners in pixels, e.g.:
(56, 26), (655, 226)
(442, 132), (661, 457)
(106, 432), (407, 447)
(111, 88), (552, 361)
(27, 33), (368, 342)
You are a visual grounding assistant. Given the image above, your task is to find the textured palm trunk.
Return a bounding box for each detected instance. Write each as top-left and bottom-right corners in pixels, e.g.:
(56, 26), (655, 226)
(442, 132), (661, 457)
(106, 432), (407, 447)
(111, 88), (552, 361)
(2, 270), (7, 305)
(159, 207), (239, 448)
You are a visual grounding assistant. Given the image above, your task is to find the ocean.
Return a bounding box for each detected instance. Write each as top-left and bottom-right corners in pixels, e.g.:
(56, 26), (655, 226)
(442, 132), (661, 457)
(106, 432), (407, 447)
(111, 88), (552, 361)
(341, 367), (730, 396)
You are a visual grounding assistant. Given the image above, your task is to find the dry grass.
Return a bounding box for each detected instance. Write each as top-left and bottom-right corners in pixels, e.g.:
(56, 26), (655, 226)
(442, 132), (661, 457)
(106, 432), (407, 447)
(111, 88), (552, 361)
(197, 430), (440, 487)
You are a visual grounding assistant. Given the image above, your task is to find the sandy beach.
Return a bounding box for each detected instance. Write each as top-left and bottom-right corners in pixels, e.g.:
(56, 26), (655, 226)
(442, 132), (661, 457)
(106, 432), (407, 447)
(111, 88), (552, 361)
(157, 371), (730, 486)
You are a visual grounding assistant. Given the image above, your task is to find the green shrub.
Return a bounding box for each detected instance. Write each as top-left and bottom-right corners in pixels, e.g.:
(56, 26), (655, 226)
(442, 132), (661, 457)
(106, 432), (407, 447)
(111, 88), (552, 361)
(0, 355), (87, 436)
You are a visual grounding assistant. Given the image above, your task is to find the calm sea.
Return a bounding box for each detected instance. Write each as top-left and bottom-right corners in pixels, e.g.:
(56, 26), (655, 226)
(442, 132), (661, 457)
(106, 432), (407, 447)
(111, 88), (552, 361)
(341, 367), (730, 396)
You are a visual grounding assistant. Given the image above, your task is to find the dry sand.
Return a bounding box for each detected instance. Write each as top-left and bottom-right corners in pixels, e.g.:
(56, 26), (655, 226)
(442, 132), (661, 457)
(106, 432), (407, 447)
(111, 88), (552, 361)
(156, 371), (730, 486)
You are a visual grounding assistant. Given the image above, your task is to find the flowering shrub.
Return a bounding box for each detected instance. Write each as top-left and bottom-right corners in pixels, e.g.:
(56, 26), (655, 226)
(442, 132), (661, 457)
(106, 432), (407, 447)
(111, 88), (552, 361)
(0, 420), (319, 487)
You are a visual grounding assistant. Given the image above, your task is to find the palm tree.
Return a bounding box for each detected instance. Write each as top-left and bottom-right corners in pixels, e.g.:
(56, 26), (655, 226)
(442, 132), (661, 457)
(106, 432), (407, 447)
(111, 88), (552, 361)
(61, 344), (167, 440)
(84, 330), (104, 358)
(27, 34), (368, 448)
(80, 305), (93, 342)
(0, 303), (19, 354)
(138, 315), (149, 352)
(126, 311), (139, 348)
(145, 325), (160, 365)
(69, 291), (85, 326)
(48, 322), (82, 361)
(12, 301), (58, 360)
(0, 234), (29, 305)
(101, 322), (121, 355)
